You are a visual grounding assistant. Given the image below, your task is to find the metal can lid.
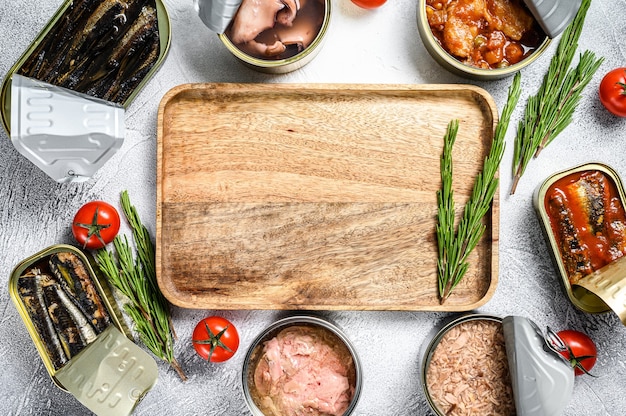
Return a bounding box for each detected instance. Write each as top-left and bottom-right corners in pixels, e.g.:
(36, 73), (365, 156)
(502, 316), (575, 416)
(194, 0), (242, 34)
(10, 74), (125, 183)
(55, 325), (158, 416)
(523, 0), (583, 38)
(575, 255), (626, 326)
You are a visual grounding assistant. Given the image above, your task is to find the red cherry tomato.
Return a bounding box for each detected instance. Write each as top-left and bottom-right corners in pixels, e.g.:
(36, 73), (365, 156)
(599, 67), (626, 117)
(192, 316), (239, 362)
(72, 201), (121, 250)
(556, 330), (597, 376)
(351, 0), (387, 9)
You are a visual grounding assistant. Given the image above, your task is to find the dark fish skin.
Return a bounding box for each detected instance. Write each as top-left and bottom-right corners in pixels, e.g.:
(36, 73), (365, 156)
(40, 274), (88, 359)
(49, 252), (111, 333)
(17, 270), (68, 370)
(548, 190), (593, 285)
(79, 4), (160, 100)
(18, 0), (101, 78)
(17, 0), (161, 105)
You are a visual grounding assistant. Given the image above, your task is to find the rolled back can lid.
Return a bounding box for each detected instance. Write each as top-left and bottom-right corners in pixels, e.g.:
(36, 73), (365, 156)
(55, 325), (158, 416)
(195, 0), (242, 34)
(10, 74), (125, 183)
(503, 316), (574, 416)
(575, 255), (626, 326)
(523, 0), (583, 38)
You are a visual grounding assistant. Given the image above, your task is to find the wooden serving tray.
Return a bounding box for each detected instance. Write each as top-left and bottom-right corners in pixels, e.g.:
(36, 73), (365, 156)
(156, 83), (499, 311)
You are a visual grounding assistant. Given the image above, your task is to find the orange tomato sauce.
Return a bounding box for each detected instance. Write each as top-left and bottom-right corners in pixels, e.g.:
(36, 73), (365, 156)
(426, 0), (545, 69)
(545, 170), (626, 278)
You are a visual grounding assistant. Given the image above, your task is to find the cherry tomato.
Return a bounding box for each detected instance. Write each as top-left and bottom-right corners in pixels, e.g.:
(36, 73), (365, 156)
(556, 330), (597, 376)
(192, 316), (239, 362)
(599, 67), (626, 117)
(351, 0), (387, 9)
(72, 201), (121, 250)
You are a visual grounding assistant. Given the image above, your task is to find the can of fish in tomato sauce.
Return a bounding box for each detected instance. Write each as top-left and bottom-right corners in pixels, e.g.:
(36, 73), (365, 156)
(421, 313), (575, 416)
(534, 162), (626, 324)
(9, 244), (159, 416)
(0, 0), (171, 182)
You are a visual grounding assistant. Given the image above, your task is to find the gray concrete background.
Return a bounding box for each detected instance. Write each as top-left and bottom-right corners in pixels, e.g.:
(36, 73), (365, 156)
(1, 0), (625, 415)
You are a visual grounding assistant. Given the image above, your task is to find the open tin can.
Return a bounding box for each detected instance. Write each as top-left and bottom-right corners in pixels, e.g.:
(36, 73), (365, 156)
(416, 0), (581, 80)
(9, 244), (158, 416)
(534, 162), (626, 323)
(196, 0), (331, 74)
(421, 313), (575, 416)
(0, 0), (171, 182)
(242, 315), (362, 416)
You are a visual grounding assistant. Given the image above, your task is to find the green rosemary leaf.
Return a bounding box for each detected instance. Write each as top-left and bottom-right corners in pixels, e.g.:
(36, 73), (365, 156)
(437, 73), (521, 303)
(510, 0), (603, 194)
(96, 192), (187, 381)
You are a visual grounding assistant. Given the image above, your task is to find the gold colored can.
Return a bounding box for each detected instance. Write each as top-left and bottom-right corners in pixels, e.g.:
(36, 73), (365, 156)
(217, 0), (331, 74)
(0, 0), (172, 135)
(534, 163), (626, 316)
(8, 244), (130, 388)
(9, 244), (159, 416)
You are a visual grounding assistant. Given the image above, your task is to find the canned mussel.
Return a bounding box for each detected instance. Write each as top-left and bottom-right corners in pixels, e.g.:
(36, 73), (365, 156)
(9, 244), (158, 416)
(535, 163), (626, 324)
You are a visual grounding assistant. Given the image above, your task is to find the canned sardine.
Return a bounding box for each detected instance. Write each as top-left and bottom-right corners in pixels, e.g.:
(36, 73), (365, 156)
(534, 162), (626, 314)
(9, 245), (159, 416)
(1, 0), (171, 135)
(9, 244), (128, 384)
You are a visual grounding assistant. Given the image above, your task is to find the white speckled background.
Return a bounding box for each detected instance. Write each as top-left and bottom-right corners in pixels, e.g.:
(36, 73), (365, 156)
(1, 0), (625, 415)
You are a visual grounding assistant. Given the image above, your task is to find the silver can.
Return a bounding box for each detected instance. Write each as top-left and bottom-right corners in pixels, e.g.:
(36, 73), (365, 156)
(242, 315), (362, 416)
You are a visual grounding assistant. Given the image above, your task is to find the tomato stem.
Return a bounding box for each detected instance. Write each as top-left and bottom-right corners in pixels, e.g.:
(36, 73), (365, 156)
(74, 207), (110, 248)
(193, 323), (233, 361)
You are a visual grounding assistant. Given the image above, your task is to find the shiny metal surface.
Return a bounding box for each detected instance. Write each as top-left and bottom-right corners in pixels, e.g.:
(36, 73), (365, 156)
(1, 1), (625, 415)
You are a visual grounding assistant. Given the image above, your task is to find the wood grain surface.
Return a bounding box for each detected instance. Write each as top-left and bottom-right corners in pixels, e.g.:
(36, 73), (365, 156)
(156, 83), (499, 310)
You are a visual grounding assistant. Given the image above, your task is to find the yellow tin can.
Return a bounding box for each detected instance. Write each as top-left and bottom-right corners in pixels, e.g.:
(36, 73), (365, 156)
(534, 162), (626, 320)
(0, 0), (172, 136)
(9, 244), (158, 415)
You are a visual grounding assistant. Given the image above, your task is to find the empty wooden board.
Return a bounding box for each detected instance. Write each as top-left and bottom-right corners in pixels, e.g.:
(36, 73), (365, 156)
(156, 83), (499, 311)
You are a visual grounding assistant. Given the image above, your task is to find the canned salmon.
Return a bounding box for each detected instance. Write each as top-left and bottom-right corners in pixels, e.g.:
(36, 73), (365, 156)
(9, 244), (158, 416)
(533, 162), (626, 315)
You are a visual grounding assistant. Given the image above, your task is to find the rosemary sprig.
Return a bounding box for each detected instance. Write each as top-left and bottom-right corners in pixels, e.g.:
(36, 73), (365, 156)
(437, 73), (521, 304)
(97, 191), (187, 381)
(510, 0), (603, 194)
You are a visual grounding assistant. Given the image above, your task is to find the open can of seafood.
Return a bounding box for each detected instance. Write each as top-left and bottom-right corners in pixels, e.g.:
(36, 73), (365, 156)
(242, 315), (362, 416)
(201, 0), (331, 74)
(421, 313), (575, 416)
(0, 0), (171, 182)
(9, 244), (158, 416)
(534, 162), (626, 322)
(416, 0), (581, 80)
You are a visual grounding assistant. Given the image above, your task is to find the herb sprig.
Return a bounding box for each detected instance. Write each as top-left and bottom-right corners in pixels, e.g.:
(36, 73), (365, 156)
(437, 73), (521, 303)
(97, 191), (187, 381)
(510, 0), (603, 194)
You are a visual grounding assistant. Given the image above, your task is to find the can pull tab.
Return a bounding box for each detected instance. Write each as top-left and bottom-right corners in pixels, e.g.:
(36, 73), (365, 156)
(194, 0), (242, 34)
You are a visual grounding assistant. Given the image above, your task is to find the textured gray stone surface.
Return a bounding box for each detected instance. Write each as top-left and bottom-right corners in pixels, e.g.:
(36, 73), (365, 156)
(0, 0), (625, 415)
